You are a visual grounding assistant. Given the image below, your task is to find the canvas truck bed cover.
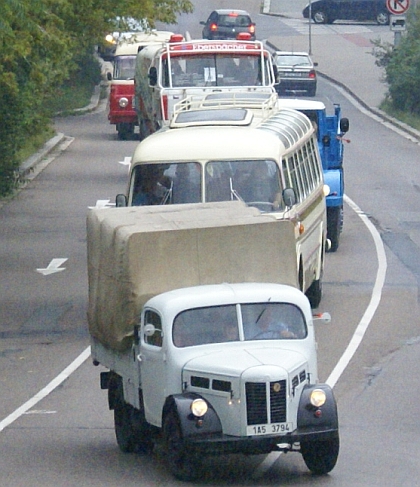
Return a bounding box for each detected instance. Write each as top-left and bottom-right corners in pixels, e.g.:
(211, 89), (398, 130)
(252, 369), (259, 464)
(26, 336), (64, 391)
(87, 201), (298, 351)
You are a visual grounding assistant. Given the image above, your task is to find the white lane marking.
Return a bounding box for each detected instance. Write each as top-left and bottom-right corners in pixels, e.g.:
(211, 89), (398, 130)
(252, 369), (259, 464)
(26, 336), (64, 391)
(0, 346), (91, 433)
(326, 194), (387, 388)
(36, 258), (68, 276)
(88, 199), (115, 209)
(253, 194), (387, 476)
(119, 156), (132, 167)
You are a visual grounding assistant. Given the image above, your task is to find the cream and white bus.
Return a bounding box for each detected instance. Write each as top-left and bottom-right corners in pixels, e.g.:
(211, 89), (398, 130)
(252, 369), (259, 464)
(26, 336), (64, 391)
(116, 105), (328, 307)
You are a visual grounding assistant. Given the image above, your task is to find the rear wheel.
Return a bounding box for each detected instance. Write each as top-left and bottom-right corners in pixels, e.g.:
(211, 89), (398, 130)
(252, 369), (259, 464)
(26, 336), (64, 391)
(114, 402), (137, 452)
(113, 377), (152, 453)
(306, 277), (322, 309)
(313, 10), (329, 24)
(117, 122), (135, 140)
(376, 11), (389, 25)
(301, 437), (339, 474)
(327, 206), (343, 252)
(163, 409), (198, 481)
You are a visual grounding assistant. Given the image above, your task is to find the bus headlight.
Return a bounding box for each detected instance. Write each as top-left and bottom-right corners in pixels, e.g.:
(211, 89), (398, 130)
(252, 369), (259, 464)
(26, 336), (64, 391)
(310, 388), (326, 407)
(191, 398), (208, 417)
(119, 97), (129, 108)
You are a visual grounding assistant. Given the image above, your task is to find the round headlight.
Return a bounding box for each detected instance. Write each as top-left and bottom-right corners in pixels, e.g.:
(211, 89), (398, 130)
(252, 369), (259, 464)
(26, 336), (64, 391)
(310, 388), (326, 408)
(119, 97), (129, 108)
(191, 398), (208, 417)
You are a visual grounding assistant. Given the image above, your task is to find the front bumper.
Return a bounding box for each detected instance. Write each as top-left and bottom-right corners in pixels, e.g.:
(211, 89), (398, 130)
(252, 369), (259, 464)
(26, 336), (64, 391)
(183, 425), (339, 455)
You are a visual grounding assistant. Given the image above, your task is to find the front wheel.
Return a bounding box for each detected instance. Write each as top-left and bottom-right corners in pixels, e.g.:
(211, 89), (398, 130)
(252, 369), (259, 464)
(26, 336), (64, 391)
(376, 11), (389, 25)
(301, 437), (339, 474)
(163, 409), (198, 481)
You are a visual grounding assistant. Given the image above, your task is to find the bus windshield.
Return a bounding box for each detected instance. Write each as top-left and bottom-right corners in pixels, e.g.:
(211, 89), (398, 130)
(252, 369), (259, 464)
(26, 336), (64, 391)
(129, 160), (282, 212)
(162, 54), (269, 88)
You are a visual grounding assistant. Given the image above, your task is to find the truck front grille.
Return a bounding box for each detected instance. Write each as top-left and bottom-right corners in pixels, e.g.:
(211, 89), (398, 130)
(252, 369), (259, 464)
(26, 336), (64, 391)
(245, 380), (287, 425)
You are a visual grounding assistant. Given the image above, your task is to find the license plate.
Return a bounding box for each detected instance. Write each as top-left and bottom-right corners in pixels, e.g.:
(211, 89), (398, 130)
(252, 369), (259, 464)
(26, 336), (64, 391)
(247, 422), (292, 436)
(283, 72), (303, 77)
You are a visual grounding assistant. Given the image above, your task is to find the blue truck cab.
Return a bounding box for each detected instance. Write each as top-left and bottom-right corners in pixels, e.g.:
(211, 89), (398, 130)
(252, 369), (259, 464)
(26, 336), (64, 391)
(278, 99), (349, 251)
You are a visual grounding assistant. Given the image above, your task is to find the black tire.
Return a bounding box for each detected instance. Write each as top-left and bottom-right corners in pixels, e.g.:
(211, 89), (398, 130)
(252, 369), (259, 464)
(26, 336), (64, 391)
(376, 11), (389, 26)
(312, 10), (328, 24)
(114, 402), (138, 452)
(117, 123), (135, 141)
(163, 409), (197, 481)
(306, 277), (322, 309)
(327, 206), (343, 252)
(301, 437), (339, 475)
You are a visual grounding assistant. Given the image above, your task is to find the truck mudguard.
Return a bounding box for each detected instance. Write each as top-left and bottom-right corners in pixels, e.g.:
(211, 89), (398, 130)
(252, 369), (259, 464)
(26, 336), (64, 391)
(163, 393), (223, 439)
(297, 384), (339, 433)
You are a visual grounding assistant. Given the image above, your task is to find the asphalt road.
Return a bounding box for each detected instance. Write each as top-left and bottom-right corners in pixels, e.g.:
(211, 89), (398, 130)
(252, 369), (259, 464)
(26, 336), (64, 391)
(1, 2), (420, 485)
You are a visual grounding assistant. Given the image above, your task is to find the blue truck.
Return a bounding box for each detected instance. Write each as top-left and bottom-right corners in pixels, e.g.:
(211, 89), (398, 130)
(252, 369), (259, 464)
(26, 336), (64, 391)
(278, 99), (349, 251)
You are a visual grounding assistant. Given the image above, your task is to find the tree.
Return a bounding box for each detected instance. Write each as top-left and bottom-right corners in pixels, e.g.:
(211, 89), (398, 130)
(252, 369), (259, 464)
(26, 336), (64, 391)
(0, 0), (193, 196)
(373, 6), (420, 113)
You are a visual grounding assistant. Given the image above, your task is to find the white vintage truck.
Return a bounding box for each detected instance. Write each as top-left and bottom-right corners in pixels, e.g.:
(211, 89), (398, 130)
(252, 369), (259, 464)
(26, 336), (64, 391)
(87, 202), (339, 480)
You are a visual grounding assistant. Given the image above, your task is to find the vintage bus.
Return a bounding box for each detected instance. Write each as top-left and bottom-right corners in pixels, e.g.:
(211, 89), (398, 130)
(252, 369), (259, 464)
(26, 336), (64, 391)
(116, 103), (328, 307)
(134, 36), (278, 140)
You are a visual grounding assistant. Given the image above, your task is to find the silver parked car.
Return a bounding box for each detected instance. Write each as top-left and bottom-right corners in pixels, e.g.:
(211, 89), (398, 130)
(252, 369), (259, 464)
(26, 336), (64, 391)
(274, 51), (318, 97)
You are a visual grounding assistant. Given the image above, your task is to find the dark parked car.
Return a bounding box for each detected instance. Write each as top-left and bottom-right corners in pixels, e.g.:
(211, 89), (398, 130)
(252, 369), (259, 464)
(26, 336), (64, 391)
(274, 51), (318, 97)
(200, 9), (256, 40)
(302, 0), (390, 25)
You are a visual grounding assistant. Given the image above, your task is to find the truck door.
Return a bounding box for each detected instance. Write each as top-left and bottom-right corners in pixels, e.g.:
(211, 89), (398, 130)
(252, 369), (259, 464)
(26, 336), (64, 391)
(139, 309), (167, 426)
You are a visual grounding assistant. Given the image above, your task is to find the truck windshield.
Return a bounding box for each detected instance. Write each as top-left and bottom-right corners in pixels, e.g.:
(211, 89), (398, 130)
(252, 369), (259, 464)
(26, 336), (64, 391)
(129, 160), (282, 212)
(113, 55), (137, 80)
(162, 54), (268, 88)
(172, 303), (307, 347)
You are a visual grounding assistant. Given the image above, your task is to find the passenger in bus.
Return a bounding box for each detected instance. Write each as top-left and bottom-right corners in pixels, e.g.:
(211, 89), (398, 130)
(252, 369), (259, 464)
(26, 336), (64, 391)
(238, 58), (257, 85)
(132, 167), (171, 206)
(238, 162), (281, 209)
(171, 164), (201, 204)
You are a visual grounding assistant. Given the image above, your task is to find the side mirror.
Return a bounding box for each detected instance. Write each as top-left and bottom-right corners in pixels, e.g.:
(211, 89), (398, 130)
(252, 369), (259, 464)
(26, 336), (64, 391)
(282, 187), (296, 208)
(340, 117), (349, 134)
(312, 312), (331, 323)
(272, 64), (279, 84)
(115, 194), (127, 207)
(199, 21), (206, 26)
(148, 66), (158, 86)
(107, 71), (112, 81)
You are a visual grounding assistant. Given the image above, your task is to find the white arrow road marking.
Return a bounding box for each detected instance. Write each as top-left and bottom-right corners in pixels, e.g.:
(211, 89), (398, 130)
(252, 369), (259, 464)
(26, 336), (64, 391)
(36, 258), (68, 276)
(119, 156), (132, 167)
(88, 199), (115, 209)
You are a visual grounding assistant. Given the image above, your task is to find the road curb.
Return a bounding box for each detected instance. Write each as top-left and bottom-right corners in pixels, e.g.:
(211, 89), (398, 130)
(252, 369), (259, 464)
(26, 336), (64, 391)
(265, 39), (420, 143)
(19, 82), (104, 176)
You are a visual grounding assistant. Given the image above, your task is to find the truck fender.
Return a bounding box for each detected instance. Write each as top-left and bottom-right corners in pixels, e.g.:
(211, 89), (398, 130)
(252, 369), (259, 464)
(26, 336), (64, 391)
(323, 170), (343, 202)
(162, 393), (222, 439)
(297, 384), (338, 431)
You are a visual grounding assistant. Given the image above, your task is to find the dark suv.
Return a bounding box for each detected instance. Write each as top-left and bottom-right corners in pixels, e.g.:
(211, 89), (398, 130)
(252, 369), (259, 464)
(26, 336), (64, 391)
(302, 0), (390, 25)
(200, 9), (256, 40)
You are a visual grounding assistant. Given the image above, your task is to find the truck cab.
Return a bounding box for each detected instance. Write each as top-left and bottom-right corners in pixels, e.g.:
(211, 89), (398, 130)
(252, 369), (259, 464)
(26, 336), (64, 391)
(93, 282), (338, 480)
(278, 99), (349, 251)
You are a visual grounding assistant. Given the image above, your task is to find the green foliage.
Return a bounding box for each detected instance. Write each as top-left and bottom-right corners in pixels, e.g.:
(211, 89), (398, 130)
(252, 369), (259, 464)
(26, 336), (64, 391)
(0, 0), (193, 196)
(373, 6), (420, 114)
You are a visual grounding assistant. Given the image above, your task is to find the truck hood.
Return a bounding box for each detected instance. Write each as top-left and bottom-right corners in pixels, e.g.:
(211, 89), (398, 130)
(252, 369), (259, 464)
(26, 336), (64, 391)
(183, 346), (307, 379)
